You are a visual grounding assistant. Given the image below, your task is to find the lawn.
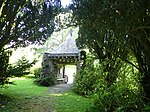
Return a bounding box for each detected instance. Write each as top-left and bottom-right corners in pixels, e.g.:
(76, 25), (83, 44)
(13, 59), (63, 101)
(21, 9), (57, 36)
(0, 77), (51, 112)
(0, 77), (48, 99)
(0, 77), (91, 112)
(51, 92), (91, 112)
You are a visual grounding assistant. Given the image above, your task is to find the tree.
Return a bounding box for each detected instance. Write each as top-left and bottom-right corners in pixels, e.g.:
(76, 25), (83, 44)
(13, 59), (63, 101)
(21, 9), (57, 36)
(7, 56), (37, 77)
(0, 0), (61, 85)
(72, 0), (150, 101)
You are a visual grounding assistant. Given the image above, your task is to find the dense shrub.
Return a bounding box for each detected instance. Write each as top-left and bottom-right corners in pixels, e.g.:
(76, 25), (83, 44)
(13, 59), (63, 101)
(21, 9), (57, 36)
(33, 67), (41, 78)
(89, 81), (143, 112)
(34, 73), (56, 87)
(73, 53), (147, 111)
(7, 56), (37, 77)
(73, 54), (102, 95)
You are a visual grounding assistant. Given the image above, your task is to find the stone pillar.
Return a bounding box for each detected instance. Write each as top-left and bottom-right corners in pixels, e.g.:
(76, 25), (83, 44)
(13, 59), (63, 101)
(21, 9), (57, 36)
(41, 53), (49, 77)
(62, 65), (65, 78)
(76, 62), (80, 75)
(76, 52), (81, 75)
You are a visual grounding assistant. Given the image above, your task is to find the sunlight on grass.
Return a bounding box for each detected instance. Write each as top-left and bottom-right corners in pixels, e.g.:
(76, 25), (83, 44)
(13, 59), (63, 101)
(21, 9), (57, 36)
(0, 77), (55, 112)
(9, 77), (26, 81)
(50, 94), (63, 96)
(0, 77), (91, 112)
(0, 77), (47, 99)
(50, 91), (91, 112)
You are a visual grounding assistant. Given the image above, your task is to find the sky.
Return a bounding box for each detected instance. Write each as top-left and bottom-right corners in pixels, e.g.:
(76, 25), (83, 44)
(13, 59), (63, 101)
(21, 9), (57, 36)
(61, 0), (72, 7)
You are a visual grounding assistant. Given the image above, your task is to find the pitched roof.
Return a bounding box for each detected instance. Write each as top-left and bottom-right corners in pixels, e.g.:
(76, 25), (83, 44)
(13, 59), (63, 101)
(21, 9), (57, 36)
(50, 32), (79, 54)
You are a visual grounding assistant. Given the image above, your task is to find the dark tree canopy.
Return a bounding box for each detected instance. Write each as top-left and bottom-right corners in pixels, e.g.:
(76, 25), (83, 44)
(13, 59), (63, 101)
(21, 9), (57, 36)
(73, 0), (150, 101)
(0, 0), (61, 85)
(0, 0), (61, 49)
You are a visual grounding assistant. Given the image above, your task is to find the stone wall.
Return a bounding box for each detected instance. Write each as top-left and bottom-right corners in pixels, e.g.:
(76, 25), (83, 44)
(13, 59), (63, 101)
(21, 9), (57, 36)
(41, 53), (58, 78)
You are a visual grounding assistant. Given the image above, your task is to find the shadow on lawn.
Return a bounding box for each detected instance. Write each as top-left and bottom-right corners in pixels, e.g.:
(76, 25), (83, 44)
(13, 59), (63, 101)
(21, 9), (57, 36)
(0, 94), (11, 105)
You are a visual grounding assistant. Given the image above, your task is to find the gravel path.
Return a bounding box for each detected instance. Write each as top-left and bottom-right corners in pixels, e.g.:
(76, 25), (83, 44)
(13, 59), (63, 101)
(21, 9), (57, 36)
(48, 83), (72, 94)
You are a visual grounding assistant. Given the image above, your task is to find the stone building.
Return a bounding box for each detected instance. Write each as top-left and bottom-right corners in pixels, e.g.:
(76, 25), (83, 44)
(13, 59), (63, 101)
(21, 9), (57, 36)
(41, 29), (85, 84)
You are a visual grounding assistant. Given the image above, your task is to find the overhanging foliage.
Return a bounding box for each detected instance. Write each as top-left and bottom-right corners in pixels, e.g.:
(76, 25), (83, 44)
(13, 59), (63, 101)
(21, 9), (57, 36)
(0, 0), (61, 85)
(72, 0), (150, 101)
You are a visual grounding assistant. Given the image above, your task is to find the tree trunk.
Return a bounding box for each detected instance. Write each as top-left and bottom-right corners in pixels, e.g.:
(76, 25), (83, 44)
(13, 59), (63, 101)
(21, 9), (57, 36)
(142, 73), (150, 102)
(134, 40), (150, 102)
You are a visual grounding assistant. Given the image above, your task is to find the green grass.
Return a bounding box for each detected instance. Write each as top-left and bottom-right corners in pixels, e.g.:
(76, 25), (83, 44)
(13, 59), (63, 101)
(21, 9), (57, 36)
(51, 91), (91, 112)
(0, 77), (50, 112)
(0, 77), (91, 112)
(0, 77), (48, 99)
